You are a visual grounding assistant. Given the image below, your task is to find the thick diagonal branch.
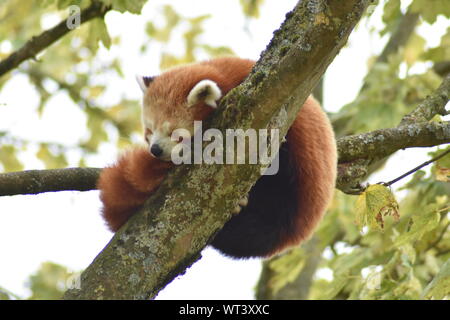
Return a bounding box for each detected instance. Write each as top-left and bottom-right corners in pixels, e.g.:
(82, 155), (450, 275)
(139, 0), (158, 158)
(0, 1), (111, 78)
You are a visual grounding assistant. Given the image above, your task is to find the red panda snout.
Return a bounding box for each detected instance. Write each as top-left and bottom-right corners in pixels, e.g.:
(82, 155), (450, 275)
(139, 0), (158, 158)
(147, 131), (177, 162)
(150, 144), (163, 158)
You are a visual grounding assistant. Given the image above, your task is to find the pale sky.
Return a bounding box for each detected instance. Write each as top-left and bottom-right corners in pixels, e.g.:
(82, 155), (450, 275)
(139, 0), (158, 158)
(0, 0), (448, 299)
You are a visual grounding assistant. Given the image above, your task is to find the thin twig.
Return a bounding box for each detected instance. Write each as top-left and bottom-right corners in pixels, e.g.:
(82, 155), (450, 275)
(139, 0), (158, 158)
(0, 1), (111, 78)
(380, 147), (450, 187)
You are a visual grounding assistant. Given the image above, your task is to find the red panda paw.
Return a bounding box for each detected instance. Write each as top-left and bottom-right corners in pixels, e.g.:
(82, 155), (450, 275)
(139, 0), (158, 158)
(231, 194), (249, 215)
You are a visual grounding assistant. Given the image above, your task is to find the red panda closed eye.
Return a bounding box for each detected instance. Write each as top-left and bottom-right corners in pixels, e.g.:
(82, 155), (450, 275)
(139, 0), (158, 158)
(97, 57), (337, 259)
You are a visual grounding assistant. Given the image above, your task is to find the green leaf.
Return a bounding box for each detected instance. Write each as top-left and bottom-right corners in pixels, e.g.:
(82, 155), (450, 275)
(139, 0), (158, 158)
(410, 0), (450, 24)
(422, 28), (450, 62)
(82, 112), (108, 151)
(36, 144), (68, 169)
(422, 259), (450, 299)
(381, 0), (401, 36)
(394, 206), (441, 247)
(200, 44), (234, 57)
(322, 276), (348, 300)
(0, 289), (10, 300)
(88, 85), (105, 99)
(145, 6), (181, 43)
(267, 248), (306, 295)
(38, 0), (58, 8)
(27, 262), (72, 300)
(56, 0), (83, 9)
(0, 145), (24, 172)
(240, 0), (265, 18)
(404, 33), (425, 66)
(101, 0), (147, 14)
(355, 184), (400, 231)
(332, 248), (371, 276)
(89, 18), (111, 50)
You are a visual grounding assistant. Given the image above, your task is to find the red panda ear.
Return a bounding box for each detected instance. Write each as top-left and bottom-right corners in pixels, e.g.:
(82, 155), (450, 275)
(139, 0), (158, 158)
(187, 79), (222, 108)
(136, 75), (155, 93)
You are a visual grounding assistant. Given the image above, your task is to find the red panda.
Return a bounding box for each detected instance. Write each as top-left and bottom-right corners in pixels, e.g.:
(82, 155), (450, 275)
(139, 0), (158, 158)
(97, 57), (337, 259)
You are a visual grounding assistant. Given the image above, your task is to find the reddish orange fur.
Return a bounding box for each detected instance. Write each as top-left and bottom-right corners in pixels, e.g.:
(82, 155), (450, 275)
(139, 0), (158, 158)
(97, 57), (337, 258)
(98, 147), (172, 231)
(142, 58), (255, 130)
(278, 96), (337, 252)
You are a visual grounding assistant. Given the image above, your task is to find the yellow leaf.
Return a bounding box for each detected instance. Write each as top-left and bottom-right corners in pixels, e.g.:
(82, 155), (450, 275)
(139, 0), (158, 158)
(0, 145), (23, 172)
(404, 33), (426, 67)
(36, 145), (68, 169)
(435, 165), (450, 182)
(394, 206), (441, 247)
(355, 184), (400, 231)
(88, 85), (105, 99)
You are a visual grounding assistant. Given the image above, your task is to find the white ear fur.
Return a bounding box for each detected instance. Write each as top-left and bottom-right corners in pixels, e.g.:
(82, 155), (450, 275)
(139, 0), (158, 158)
(136, 75), (154, 93)
(187, 79), (222, 108)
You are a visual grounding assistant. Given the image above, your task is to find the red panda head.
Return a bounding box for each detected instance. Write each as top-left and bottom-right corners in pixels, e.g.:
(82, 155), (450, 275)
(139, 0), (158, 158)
(136, 58), (255, 162)
(136, 64), (226, 161)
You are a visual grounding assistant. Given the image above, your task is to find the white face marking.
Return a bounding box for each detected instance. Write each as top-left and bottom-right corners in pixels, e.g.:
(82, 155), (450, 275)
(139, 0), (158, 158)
(161, 121), (171, 134)
(145, 120), (154, 131)
(149, 130), (176, 161)
(136, 75), (154, 93)
(136, 75), (147, 92)
(187, 79), (222, 108)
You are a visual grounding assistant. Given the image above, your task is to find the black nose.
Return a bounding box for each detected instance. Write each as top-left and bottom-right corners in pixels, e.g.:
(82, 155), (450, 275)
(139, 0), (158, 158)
(150, 144), (163, 157)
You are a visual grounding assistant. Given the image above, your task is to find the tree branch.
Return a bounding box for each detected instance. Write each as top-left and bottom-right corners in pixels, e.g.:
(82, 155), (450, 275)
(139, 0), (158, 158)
(337, 73), (450, 191)
(434, 61), (450, 77)
(333, 9), (421, 137)
(0, 1), (111, 78)
(60, 0), (371, 300)
(0, 168), (101, 196)
(337, 121), (450, 164)
(27, 67), (128, 134)
(376, 11), (420, 64)
(400, 74), (450, 125)
(1, 120), (448, 196)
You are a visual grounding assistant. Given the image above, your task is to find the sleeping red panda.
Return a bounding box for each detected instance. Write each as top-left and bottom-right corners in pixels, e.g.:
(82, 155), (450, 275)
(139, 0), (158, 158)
(97, 57), (337, 259)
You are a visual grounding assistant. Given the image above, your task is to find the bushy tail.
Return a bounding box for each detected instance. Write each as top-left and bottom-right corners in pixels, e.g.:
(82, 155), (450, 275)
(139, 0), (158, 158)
(97, 147), (172, 232)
